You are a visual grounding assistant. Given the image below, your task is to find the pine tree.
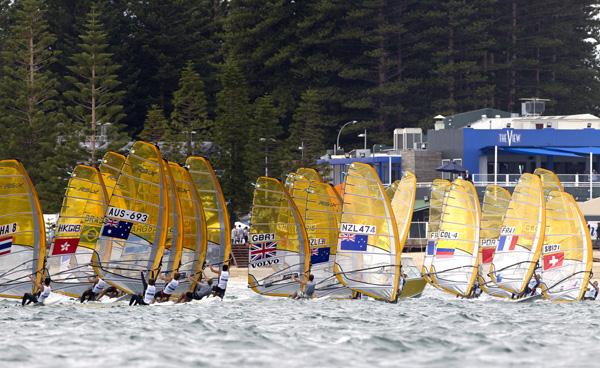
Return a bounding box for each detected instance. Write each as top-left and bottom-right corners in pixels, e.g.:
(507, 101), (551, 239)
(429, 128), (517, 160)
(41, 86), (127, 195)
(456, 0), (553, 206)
(244, 95), (282, 183)
(64, 4), (126, 164)
(0, 0), (80, 211)
(171, 61), (210, 155)
(288, 89), (326, 168)
(139, 105), (169, 144)
(213, 55), (252, 216)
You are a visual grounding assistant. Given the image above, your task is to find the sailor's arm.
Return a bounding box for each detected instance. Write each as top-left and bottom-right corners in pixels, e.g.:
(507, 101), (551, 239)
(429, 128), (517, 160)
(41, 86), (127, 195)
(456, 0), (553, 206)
(209, 265), (220, 275)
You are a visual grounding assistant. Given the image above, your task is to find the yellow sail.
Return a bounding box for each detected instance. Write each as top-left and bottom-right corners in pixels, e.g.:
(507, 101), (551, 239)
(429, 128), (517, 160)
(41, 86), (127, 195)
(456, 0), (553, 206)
(0, 160), (46, 299)
(284, 172), (301, 190)
(534, 168), (563, 197)
(385, 180), (400, 200)
(390, 171), (417, 256)
(491, 173), (545, 294)
(169, 162), (207, 292)
(287, 177), (350, 298)
(158, 160), (184, 286)
(430, 178), (480, 297)
(248, 177), (310, 296)
(186, 157), (231, 274)
(541, 191), (592, 301)
(334, 162), (401, 301)
(47, 165), (108, 297)
(296, 168), (322, 182)
(478, 185), (512, 298)
(99, 151), (126, 198)
(422, 179), (451, 281)
(95, 141), (168, 294)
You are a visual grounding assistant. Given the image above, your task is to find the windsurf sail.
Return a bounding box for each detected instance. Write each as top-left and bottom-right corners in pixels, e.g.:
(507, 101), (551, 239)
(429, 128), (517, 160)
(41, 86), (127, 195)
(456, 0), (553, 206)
(248, 177), (310, 296)
(46, 165), (108, 297)
(159, 160), (183, 280)
(0, 160), (46, 299)
(334, 162), (401, 301)
(390, 171), (417, 257)
(429, 178), (480, 297)
(491, 173), (545, 295)
(540, 191), (592, 301)
(99, 151), (126, 198)
(479, 185), (512, 298)
(296, 168), (322, 182)
(186, 157), (231, 271)
(534, 168), (563, 197)
(168, 162), (207, 292)
(95, 141), (168, 295)
(422, 179), (451, 282)
(288, 177), (350, 298)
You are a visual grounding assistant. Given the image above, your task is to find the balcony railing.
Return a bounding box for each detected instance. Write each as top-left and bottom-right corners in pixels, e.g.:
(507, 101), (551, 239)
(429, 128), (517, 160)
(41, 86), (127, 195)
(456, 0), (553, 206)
(471, 173), (600, 187)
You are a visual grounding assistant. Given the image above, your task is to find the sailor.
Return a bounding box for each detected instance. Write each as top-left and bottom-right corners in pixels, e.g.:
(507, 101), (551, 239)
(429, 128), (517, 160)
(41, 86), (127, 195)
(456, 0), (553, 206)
(584, 281), (599, 300)
(470, 278), (482, 298)
(129, 272), (156, 306)
(22, 276), (52, 306)
(292, 273), (316, 299)
(155, 272), (181, 302)
(236, 225), (243, 244)
(210, 264), (229, 299)
(177, 275), (213, 303)
(525, 273), (541, 297)
(243, 226), (249, 244)
(79, 276), (110, 303)
(231, 227), (237, 244)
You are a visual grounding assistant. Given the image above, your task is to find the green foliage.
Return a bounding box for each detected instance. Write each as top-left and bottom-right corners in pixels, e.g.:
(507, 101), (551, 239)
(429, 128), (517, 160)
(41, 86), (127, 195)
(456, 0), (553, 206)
(171, 60), (211, 154)
(289, 89), (326, 168)
(244, 95), (282, 183)
(139, 105), (169, 144)
(0, 0), (80, 212)
(64, 4), (126, 164)
(213, 55), (251, 216)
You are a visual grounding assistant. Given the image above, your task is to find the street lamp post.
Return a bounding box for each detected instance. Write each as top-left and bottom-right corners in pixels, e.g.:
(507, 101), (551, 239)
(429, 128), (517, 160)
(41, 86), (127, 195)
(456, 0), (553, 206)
(335, 120), (358, 155)
(184, 130), (197, 155)
(259, 137), (276, 176)
(299, 141), (305, 162)
(358, 129), (367, 150)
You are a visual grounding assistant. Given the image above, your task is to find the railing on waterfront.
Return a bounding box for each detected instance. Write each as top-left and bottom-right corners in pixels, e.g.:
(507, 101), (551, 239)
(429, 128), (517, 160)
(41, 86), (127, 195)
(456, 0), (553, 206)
(471, 173), (600, 187)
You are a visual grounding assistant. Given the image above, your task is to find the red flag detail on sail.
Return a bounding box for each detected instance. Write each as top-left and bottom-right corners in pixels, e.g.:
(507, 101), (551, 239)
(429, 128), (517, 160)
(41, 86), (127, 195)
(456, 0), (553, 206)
(51, 238), (79, 255)
(543, 252), (564, 271)
(482, 247), (495, 264)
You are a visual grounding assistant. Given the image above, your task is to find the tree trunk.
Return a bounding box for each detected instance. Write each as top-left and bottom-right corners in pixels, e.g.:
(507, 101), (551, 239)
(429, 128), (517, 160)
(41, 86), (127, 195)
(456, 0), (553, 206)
(509, 0), (517, 112)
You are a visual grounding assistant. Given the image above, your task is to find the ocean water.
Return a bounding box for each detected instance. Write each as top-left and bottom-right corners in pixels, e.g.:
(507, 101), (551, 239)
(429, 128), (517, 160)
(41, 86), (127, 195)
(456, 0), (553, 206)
(1, 281), (598, 368)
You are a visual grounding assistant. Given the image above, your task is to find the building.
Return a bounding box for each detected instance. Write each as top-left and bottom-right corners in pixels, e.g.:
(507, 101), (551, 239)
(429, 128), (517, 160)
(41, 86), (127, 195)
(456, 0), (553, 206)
(319, 128), (441, 185)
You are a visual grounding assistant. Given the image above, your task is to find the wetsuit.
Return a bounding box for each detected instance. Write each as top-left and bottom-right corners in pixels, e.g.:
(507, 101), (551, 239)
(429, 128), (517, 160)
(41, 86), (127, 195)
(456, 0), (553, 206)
(129, 273), (155, 306)
(130, 284), (155, 306)
(298, 281), (316, 299)
(155, 278), (179, 301)
(185, 282), (212, 301)
(22, 285), (51, 306)
(80, 278), (109, 303)
(212, 270), (229, 299)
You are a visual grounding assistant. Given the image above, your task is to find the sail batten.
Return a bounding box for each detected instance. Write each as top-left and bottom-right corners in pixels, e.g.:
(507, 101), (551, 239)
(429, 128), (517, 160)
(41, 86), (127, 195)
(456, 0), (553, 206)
(0, 160), (46, 299)
(249, 177), (310, 297)
(429, 178), (480, 297)
(95, 141), (168, 295)
(491, 173), (545, 295)
(334, 163), (400, 301)
(186, 157), (231, 271)
(541, 191), (592, 301)
(47, 165), (108, 297)
(422, 179), (451, 282)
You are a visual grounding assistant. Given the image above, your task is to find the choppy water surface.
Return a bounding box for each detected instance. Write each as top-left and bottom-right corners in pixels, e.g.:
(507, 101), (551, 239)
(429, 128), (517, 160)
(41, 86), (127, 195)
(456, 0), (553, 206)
(1, 281), (598, 368)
